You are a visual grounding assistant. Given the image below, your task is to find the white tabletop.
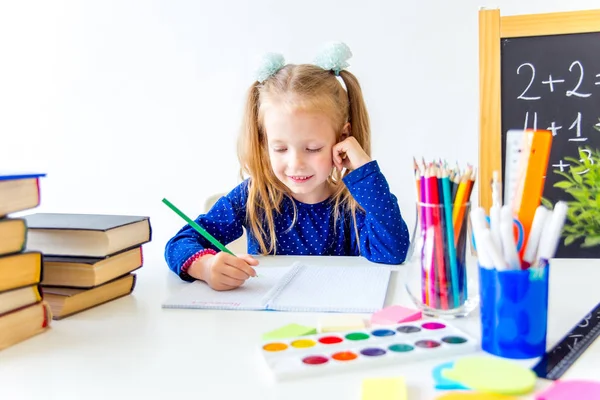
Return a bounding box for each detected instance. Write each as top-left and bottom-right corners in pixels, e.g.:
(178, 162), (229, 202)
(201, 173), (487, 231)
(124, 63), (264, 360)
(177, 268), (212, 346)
(1, 249), (598, 400)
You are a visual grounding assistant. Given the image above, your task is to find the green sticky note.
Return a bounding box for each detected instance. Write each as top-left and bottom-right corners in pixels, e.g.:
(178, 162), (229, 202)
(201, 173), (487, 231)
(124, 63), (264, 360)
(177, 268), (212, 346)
(442, 356), (536, 395)
(262, 323), (317, 340)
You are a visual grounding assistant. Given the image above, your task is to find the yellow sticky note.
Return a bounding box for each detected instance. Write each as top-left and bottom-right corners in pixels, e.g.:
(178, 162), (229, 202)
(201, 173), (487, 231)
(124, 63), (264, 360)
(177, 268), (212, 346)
(261, 323), (316, 340)
(442, 356), (536, 395)
(436, 393), (517, 400)
(361, 377), (406, 400)
(318, 315), (366, 333)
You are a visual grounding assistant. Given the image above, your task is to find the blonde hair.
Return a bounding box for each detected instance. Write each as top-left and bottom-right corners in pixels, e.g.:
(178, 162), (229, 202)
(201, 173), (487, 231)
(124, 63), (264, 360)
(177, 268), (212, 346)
(237, 64), (371, 254)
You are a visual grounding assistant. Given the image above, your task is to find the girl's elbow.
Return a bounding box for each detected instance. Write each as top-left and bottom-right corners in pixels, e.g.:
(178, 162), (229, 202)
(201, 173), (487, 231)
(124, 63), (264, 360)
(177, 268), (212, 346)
(164, 240), (185, 275)
(393, 247), (408, 264)
(364, 247), (407, 265)
(383, 250), (407, 265)
(164, 251), (178, 274)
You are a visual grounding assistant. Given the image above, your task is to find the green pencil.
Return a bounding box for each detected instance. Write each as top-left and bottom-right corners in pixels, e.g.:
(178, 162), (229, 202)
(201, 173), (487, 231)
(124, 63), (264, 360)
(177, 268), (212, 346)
(162, 197), (235, 256)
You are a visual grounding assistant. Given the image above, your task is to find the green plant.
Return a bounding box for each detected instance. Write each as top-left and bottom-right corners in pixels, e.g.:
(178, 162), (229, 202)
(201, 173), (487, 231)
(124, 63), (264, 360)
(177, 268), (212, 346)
(545, 146), (600, 248)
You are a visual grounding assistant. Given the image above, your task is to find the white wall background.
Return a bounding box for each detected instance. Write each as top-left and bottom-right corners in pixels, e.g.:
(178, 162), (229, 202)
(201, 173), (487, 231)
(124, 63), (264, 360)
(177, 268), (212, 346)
(1, 0), (598, 260)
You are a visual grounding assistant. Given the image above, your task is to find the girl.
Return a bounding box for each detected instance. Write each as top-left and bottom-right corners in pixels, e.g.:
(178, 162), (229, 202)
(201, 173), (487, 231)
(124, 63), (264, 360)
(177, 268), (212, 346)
(165, 42), (410, 291)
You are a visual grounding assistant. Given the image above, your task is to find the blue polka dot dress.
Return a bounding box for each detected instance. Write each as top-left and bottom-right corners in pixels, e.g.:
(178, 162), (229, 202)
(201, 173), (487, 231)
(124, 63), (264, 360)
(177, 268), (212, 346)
(165, 161), (410, 280)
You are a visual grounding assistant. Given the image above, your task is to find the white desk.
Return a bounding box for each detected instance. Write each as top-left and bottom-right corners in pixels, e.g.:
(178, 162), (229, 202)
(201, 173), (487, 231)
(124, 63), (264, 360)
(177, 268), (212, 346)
(1, 249), (598, 400)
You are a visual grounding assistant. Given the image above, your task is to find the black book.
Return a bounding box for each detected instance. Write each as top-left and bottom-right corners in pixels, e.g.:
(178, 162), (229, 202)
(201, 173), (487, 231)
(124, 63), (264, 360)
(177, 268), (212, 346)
(23, 213), (152, 257)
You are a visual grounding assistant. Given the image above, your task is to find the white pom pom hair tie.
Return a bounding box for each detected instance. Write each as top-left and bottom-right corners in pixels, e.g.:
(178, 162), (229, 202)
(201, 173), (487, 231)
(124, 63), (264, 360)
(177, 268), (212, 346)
(313, 41), (352, 76)
(254, 52), (285, 83)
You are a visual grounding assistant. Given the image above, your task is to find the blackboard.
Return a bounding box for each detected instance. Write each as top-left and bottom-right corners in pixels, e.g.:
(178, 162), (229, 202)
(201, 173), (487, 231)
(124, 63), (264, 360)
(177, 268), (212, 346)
(501, 32), (600, 258)
(479, 8), (600, 259)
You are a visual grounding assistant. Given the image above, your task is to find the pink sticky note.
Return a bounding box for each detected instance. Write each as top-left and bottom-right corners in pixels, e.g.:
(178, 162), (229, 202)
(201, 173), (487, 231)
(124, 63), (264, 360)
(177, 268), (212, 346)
(536, 380), (600, 400)
(371, 305), (422, 325)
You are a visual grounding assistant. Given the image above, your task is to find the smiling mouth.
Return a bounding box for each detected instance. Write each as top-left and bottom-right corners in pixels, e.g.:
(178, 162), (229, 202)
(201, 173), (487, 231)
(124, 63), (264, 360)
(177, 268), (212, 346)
(288, 175), (313, 183)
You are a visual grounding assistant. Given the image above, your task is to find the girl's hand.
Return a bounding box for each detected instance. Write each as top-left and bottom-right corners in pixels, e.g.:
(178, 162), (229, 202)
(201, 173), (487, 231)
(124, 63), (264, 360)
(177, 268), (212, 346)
(332, 137), (371, 172)
(188, 252), (258, 291)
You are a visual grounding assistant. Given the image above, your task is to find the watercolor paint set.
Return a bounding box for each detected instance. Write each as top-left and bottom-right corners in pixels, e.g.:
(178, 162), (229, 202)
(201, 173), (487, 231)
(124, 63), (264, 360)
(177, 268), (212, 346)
(259, 319), (478, 380)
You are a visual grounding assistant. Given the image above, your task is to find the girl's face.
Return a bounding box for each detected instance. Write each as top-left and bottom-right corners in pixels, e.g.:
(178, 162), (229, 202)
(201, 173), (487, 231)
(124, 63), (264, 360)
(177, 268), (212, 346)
(263, 106), (338, 204)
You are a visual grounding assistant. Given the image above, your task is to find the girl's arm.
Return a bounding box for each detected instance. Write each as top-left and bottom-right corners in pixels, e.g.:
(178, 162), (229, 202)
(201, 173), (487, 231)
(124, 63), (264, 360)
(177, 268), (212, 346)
(343, 160), (410, 264)
(164, 181), (248, 280)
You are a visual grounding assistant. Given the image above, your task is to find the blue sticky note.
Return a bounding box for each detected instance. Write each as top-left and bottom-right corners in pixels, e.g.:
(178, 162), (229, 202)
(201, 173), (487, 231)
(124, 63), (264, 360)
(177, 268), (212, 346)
(432, 362), (468, 390)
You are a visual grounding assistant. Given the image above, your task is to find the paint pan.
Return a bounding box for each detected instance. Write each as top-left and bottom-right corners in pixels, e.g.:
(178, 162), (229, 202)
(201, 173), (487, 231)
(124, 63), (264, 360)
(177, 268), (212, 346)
(259, 319), (478, 380)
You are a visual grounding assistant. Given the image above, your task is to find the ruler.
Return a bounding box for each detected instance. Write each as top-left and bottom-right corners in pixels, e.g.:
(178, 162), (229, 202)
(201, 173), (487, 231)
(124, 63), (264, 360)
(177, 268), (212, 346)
(532, 301), (600, 380)
(504, 129), (525, 206)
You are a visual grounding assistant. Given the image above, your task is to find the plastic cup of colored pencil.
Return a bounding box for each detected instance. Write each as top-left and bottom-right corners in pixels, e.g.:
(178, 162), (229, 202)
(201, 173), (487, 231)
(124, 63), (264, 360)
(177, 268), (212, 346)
(405, 202), (478, 318)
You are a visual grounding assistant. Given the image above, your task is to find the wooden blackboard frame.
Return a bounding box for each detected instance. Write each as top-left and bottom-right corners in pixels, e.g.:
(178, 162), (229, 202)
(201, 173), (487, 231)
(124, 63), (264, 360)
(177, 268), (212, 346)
(478, 8), (600, 211)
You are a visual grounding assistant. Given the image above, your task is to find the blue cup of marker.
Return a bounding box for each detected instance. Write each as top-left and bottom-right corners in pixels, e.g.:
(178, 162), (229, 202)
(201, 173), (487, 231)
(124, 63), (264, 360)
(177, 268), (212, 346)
(478, 262), (549, 359)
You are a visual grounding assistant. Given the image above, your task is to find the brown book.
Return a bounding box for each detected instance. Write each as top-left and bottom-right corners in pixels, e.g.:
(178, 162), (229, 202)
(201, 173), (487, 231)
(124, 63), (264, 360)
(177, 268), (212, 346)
(0, 284), (42, 316)
(23, 213), (151, 257)
(0, 301), (52, 351)
(0, 218), (27, 256)
(0, 252), (43, 293)
(41, 246), (143, 288)
(42, 273), (137, 320)
(0, 173), (45, 217)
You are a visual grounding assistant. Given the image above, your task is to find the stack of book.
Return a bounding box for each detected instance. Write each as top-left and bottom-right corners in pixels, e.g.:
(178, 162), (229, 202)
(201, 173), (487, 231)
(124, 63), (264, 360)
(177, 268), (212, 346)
(22, 213), (152, 320)
(0, 172), (51, 351)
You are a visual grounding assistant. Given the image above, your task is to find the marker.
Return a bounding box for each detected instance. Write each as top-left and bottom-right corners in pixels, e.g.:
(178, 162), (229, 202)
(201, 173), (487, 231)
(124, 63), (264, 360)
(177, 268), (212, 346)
(522, 205), (549, 267)
(536, 201), (568, 265)
(489, 204), (503, 257)
(492, 170), (502, 207)
(538, 210), (554, 256)
(490, 169), (503, 254)
(470, 207), (493, 269)
(470, 207), (488, 231)
(500, 206), (520, 270)
(480, 229), (507, 270)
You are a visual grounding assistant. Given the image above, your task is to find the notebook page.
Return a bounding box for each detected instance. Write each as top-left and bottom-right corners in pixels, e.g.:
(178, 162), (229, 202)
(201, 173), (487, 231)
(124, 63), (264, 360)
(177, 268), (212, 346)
(266, 264), (391, 313)
(161, 267), (289, 310)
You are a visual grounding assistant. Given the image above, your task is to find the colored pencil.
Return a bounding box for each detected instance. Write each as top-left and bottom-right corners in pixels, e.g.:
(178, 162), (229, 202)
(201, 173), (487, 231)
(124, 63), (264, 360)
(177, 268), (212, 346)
(452, 167), (471, 245)
(162, 197), (235, 256)
(437, 168), (450, 305)
(414, 157), (422, 201)
(427, 166), (447, 309)
(451, 170), (460, 202)
(423, 166), (437, 308)
(441, 169), (459, 309)
(419, 170), (429, 306)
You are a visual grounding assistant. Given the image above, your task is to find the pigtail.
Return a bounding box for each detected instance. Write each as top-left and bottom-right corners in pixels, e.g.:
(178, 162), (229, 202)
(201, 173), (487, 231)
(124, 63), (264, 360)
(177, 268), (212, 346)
(339, 70), (371, 156)
(238, 81), (289, 255)
(237, 82), (260, 179)
(337, 70), (372, 252)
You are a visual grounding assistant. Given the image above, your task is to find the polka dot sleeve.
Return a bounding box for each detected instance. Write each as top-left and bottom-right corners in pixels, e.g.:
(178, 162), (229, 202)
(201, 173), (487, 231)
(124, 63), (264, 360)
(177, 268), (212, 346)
(343, 160), (410, 264)
(164, 181), (248, 279)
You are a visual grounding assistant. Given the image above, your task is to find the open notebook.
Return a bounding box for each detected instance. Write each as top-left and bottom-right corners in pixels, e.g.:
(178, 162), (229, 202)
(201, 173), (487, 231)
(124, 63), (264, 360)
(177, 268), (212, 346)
(162, 262), (392, 313)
